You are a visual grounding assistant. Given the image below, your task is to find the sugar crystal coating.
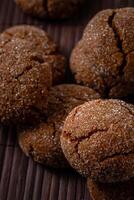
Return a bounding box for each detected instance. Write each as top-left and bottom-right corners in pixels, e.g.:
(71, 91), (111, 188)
(0, 25), (66, 85)
(70, 8), (134, 98)
(61, 99), (134, 182)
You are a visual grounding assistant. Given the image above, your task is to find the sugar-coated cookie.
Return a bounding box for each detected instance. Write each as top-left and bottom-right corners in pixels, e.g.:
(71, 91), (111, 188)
(70, 8), (134, 98)
(61, 99), (134, 182)
(0, 25), (65, 85)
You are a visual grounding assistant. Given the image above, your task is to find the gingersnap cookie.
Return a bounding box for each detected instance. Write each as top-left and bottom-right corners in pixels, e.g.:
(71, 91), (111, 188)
(18, 84), (100, 168)
(70, 8), (134, 98)
(61, 99), (134, 182)
(15, 0), (86, 19)
(0, 32), (53, 124)
(88, 178), (134, 200)
(0, 25), (66, 84)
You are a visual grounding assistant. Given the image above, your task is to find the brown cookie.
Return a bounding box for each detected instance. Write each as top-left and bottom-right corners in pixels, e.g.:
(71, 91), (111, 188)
(88, 178), (134, 200)
(15, 0), (86, 19)
(0, 25), (66, 84)
(15, 0), (47, 18)
(18, 84), (100, 168)
(70, 8), (134, 98)
(0, 27), (54, 124)
(61, 99), (134, 182)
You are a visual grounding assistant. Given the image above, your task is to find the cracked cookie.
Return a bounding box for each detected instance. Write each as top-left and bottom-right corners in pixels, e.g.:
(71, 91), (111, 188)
(87, 178), (134, 200)
(61, 99), (134, 182)
(0, 31), (53, 124)
(70, 8), (134, 98)
(15, 0), (86, 19)
(0, 25), (66, 84)
(18, 84), (100, 168)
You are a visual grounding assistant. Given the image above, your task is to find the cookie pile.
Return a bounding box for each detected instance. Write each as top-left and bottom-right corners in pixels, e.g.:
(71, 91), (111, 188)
(0, 7), (134, 200)
(65, 7), (134, 200)
(15, 0), (86, 19)
(18, 84), (100, 168)
(0, 25), (100, 168)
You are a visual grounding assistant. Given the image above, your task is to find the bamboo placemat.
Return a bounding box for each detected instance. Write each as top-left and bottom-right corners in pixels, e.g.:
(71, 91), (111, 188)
(0, 0), (134, 199)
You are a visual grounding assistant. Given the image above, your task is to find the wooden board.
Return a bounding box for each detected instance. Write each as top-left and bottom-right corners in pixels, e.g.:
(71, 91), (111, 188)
(0, 0), (134, 199)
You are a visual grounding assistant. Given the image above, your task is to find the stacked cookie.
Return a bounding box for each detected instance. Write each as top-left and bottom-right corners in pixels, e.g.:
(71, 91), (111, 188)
(18, 84), (100, 168)
(61, 99), (134, 199)
(61, 8), (134, 200)
(0, 25), (100, 168)
(0, 7), (134, 200)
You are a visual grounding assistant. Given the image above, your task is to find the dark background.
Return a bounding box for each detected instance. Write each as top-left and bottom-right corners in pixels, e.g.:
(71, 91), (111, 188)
(0, 0), (134, 200)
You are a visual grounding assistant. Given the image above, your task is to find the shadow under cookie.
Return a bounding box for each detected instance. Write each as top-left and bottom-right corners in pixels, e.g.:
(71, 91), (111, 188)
(18, 84), (100, 168)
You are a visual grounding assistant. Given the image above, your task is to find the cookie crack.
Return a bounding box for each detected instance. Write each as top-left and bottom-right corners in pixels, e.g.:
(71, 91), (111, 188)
(13, 65), (32, 80)
(100, 151), (134, 163)
(64, 128), (108, 142)
(72, 129), (108, 170)
(64, 128), (107, 162)
(120, 104), (134, 117)
(108, 11), (127, 76)
(13, 54), (46, 80)
(106, 11), (127, 96)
